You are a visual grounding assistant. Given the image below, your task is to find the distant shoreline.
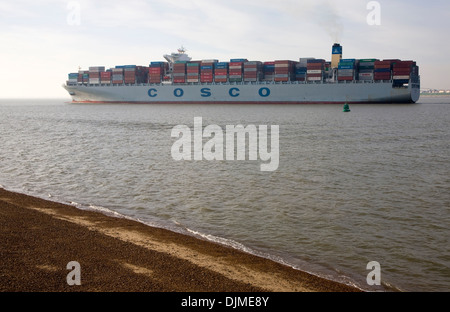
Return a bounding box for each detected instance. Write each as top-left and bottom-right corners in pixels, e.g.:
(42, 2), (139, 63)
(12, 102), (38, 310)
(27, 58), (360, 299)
(420, 93), (450, 96)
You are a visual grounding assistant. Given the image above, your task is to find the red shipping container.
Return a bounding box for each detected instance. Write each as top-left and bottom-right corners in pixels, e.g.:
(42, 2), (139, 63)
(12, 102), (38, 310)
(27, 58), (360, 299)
(337, 76), (353, 81)
(307, 73), (323, 77)
(374, 64), (391, 69)
(274, 60), (294, 65)
(393, 61), (416, 68)
(393, 69), (411, 75)
(381, 59), (400, 63)
(374, 74), (391, 80)
(275, 69), (290, 74)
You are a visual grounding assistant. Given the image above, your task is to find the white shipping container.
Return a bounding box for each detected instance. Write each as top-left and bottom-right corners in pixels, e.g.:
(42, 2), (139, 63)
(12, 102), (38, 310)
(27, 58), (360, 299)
(307, 70), (322, 74)
(393, 75), (410, 80)
(89, 78), (100, 84)
(89, 66), (105, 71)
(229, 65), (242, 70)
(359, 73), (374, 80)
(307, 76), (322, 81)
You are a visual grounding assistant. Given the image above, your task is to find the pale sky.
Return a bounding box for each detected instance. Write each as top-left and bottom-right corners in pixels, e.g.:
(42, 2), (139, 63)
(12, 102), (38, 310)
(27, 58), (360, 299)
(0, 0), (449, 98)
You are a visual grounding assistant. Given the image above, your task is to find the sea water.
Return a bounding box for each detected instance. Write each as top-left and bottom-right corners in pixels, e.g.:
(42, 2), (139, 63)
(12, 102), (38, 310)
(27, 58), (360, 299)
(0, 96), (449, 291)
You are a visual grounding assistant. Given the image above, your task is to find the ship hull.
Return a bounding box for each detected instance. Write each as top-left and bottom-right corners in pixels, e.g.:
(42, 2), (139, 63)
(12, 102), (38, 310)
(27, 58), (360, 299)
(64, 81), (420, 104)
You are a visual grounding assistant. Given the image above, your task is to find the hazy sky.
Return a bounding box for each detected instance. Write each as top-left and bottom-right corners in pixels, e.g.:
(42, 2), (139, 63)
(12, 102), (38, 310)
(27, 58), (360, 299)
(1, 0), (449, 98)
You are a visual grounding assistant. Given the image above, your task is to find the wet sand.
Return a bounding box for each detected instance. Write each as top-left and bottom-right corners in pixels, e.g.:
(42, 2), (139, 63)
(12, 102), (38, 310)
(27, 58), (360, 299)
(0, 187), (361, 292)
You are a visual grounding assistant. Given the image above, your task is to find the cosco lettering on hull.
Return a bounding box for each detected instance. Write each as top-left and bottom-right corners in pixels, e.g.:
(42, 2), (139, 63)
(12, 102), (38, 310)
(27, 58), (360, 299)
(147, 87), (271, 98)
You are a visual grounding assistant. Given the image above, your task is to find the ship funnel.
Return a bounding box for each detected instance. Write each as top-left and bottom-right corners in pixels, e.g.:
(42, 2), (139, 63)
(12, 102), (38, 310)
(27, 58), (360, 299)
(331, 43), (342, 68)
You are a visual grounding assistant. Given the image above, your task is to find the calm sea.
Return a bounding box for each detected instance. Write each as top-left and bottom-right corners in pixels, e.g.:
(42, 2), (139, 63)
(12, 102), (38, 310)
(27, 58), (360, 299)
(1, 96), (449, 291)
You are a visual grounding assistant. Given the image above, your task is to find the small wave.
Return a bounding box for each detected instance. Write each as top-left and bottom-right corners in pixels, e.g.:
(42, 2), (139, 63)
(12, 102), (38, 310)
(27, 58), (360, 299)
(87, 204), (134, 220)
(186, 228), (256, 255)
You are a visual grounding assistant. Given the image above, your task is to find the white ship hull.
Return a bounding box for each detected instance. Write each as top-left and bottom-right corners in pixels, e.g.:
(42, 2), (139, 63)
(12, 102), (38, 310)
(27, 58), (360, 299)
(64, 80), (420, 104)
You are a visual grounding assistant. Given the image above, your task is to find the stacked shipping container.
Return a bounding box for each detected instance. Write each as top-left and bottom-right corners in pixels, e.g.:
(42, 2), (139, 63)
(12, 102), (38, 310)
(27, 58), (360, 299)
(149, 62), (165, 84)
(214, 62), (228, 83)
(307, 59), (325, 82)
(68, 73), (78, 85)
(243, 61), (262, 82)
(374, 60), (394, 81)
(187, 61), (200, 83)
(337, 59), (356, 81)
(112, 68), (124, 84)
(229, 59), (247, 82)
(173, 62), (186, 84)
(294, 64), (307, 81)
(263, 62), (275, 81)
(392, 60), (416, 85)
(100, 71), (111, 84)
(201, 60), (216, 83)
(72, 50), (417, 86)
(358, 59), (377, 81)
(274, 60), (296, 82)
(88, 66), (105, 84)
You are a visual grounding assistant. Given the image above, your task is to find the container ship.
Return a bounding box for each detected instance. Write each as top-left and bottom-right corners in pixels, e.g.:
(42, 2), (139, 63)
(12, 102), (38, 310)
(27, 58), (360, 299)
(63, 44), (420, 104)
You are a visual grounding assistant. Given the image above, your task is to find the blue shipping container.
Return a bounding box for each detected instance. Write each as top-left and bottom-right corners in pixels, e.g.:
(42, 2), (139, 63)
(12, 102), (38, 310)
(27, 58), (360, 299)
(374, 68), (391, 73)
(215, 62), (229, 67)
(338, 65), (354, 70)
(307, 59), (325, 63)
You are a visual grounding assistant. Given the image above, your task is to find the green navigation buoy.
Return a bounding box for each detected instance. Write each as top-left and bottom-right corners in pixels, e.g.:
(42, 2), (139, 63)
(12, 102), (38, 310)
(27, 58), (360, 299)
(343, 103), (350, 112)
